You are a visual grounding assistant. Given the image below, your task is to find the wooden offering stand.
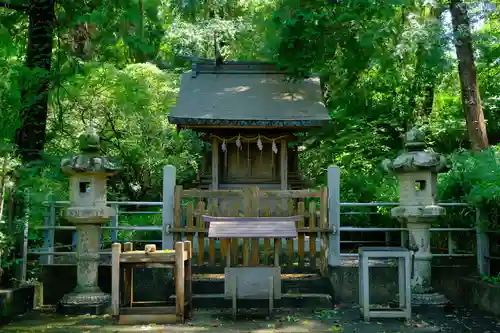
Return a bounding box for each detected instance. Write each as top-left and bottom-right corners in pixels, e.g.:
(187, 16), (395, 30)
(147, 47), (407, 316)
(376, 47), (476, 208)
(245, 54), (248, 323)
(205, 215), (299, 319)
(111, 241), (193, 324)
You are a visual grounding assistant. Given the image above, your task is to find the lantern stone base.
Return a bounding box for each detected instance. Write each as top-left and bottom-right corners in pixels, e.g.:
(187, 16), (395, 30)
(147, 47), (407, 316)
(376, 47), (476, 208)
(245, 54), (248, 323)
(58, 291), (110, 315)
(394, 291), (449, 309)
(411, 292), (449, 306)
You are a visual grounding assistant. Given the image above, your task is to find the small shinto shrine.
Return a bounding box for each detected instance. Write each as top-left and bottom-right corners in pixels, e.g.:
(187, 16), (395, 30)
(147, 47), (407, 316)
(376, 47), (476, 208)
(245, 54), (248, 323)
(168, 61), (330, 190)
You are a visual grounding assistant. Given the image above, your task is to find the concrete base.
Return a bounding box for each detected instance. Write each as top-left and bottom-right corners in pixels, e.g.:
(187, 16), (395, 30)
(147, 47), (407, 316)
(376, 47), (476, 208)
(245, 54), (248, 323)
(58, 291), (110, 315)
(39, 258), (474, 307)
(0, 285), (35, 324)
(434, 276), (500, 317)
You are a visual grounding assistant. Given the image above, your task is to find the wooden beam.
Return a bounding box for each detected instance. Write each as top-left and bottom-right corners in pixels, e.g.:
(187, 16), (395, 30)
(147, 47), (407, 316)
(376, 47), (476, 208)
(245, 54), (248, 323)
(211, 137), (219, 190)
(280, 139), (288, 190)
(208, 221), (298, 238)
(177, 125), (320, 130)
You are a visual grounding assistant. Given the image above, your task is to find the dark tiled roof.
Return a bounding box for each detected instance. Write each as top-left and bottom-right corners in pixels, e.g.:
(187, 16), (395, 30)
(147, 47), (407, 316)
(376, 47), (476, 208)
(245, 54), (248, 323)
(168, 61), (330, 127)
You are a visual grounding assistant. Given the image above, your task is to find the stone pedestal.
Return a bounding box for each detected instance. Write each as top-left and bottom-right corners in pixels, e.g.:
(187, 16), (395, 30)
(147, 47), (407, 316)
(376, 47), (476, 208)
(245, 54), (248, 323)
(59, 224), (110, 314)
(406, 221), (449, 305)
(407, 221), (432, 294)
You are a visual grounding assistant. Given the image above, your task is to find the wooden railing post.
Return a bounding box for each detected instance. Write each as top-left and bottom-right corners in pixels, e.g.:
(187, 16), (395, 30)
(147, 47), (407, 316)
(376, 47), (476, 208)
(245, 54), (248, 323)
(111, 242), (121, 316)
(327, 166), (341, 266)
(319, 187), (328, 274)
(162, 165), (176, 250)
(175, 241), (186, 322)
(250, 187), (260, 266)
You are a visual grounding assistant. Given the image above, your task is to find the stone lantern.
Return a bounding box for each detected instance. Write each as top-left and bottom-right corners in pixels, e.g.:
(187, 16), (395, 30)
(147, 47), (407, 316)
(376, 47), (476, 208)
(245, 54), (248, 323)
(58, 127), (120, 314)
(383, 127), (449, 305)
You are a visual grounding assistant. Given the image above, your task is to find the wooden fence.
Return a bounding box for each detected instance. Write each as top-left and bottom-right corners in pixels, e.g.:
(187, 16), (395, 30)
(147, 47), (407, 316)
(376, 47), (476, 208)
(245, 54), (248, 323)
(172, 186), (331, 270)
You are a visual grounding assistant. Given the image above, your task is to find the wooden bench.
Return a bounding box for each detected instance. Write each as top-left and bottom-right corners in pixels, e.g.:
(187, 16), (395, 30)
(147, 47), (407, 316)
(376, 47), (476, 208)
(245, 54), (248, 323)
(111, 241), (193, 325)
(205, 215), (299, 319)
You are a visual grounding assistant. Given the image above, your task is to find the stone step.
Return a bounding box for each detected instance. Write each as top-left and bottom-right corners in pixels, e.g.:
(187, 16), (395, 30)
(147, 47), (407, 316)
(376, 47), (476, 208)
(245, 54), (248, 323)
(283, 276), (331, 294)
(192, 275), (331, 295)
(169, 293), (333, 309)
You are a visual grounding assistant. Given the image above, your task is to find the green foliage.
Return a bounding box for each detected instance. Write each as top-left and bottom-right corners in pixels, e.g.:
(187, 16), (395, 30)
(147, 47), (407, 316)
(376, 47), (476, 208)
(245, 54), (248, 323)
(44, 62), (203, 201)
(482, 273), (500, 284)
(162, 18), (251, 60)
(476, 17), (500, 139)
(438, 146), (500, 230)
(56, 0), (166, 65)
(0, 28), (21, 144)
(161, 1), (276, 63)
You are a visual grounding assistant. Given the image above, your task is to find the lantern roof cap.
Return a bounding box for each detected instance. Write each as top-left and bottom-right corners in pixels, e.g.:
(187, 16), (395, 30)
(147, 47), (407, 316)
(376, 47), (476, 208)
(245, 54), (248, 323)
(79, 127), (100, 152)
(405, 127), (425, 150)
(383, 127), (449, 173)
(60, 127), (120, 175)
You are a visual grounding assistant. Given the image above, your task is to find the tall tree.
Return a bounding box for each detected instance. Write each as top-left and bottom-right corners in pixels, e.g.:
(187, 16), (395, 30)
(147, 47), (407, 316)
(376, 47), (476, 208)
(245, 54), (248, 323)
(450, 0), (489, 150)
(16, 0), (55, 162)
(1, 0), (55, 162)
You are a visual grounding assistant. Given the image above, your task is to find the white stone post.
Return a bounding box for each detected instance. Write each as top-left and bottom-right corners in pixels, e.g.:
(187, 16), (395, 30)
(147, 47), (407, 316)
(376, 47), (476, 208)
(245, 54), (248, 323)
(327, 166), (341, 266)
(74, 224), (101, 293)
(162, 165), (176, 250)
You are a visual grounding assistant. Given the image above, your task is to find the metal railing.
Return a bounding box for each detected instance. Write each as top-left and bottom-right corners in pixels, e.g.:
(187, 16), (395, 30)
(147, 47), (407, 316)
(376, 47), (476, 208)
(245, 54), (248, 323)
(24, 200), (492, 277)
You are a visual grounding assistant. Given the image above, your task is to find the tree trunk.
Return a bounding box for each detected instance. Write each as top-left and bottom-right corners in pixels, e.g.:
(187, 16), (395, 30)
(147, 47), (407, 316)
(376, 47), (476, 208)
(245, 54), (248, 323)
(15, 0), (55, 163)
(135, 0), (146, 62)
(0, 156), (7, 222)
(449, 0), (489, 150)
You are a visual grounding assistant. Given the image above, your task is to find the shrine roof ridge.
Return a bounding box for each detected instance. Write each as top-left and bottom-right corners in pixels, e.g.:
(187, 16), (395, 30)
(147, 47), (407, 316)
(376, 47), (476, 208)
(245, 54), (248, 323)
(190, 60), (320, 76)
(169, 60), (330, 128)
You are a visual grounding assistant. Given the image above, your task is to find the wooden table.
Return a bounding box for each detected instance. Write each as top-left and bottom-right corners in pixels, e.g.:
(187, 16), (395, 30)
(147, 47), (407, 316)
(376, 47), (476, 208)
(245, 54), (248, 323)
(205, 216), (299, 319)
(111, 241), (193, 325)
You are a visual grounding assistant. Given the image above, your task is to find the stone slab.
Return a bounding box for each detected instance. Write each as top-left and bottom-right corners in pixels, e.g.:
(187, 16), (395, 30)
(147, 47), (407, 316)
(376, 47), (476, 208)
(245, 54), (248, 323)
(57, 302), (109, 316)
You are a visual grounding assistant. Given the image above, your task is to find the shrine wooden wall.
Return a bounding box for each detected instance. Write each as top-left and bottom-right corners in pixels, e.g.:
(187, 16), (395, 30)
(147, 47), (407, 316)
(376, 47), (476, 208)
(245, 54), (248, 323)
(200, 144), (301, 188)
(172, 186), (331, 272)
